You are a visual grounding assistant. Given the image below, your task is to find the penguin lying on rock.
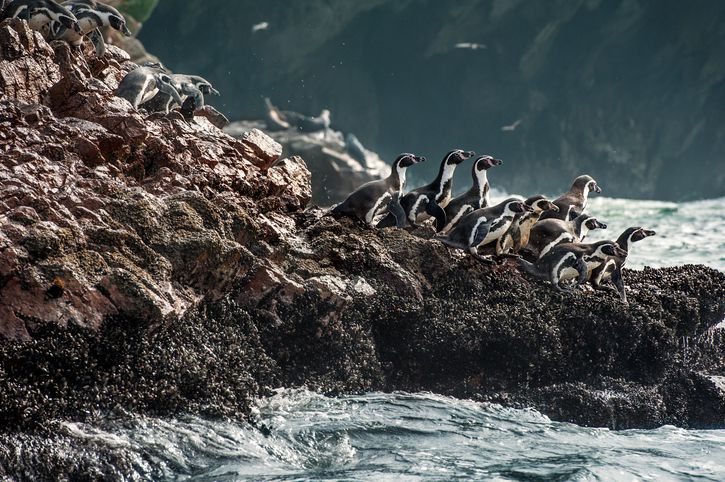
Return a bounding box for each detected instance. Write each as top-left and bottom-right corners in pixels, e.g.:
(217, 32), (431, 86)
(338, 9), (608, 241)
(329, 153), (426, 227)
(519, 241), (626, 293)
(525, 213), (607, 260)
(436, 198), (532, 263)
(117, 64), (183, 110)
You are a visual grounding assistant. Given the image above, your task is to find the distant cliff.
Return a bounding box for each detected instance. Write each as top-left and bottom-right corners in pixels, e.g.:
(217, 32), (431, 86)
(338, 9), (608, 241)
(139, 0), (725, 201)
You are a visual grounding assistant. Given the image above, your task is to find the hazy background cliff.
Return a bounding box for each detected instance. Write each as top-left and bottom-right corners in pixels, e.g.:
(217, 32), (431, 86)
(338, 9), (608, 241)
(138, 0), (725, 201)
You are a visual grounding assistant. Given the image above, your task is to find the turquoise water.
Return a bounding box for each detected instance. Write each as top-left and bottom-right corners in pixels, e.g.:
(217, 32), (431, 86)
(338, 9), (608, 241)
(63, 390), (725, 481)
(59, 196), (724, 480)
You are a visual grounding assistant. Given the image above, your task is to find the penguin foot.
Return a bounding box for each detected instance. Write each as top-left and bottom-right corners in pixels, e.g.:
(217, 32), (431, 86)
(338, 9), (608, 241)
(473, 254), (495, 265)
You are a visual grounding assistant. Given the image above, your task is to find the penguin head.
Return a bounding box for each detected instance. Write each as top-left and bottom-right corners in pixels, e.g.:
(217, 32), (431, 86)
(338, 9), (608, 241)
(506, 199), (534, 214)
(394, 153), (425, 168)
(189, 76), (220, 96)
(445, 149), (475, 166)
(109, 14), (132, 36)
(525, 195), (558, 213)
(142, 61), (168, 72)
(57, 12), (81, 33)
(633, 227), (656, 242)
(600, 243), (627, 257)
(474, 155), (502, 171)
(584, 216), (607, 230)
(573, 175), (602, 194)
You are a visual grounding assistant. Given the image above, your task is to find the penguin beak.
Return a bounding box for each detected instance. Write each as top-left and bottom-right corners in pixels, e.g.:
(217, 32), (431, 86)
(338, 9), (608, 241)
(548, 202), (559, 212)
(414, 156), (426, 163)
(597, 221), (608, 229)
(121, 24), (132, 36)
(210, 87), (221, 96)
(493, 158), (503, 166)
(594, 184), (602, 193)
(642, 229), (656, 236)
(523, 204), (535, 213)
(464, 150), (476, 158)
(615, 246), (628, 257)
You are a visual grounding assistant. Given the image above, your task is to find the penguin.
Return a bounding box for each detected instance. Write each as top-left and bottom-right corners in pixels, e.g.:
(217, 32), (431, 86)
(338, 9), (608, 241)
(46, 0), (131, 57)
(329, 153), (426, 227)
(439, 155), (502, 233)
(2, 0), (80, 34)
(525, 213), (607, 259)
(344, 133), (368, 167)
(377, 149), (476, 231)
(116, 65), (183, 110)
(539, 175), (602, 221)
(497, 195), (559, 255)
(589, 227), (656, 303)
(141, 74), (220, 113)
(435, 198), (533, 262)
(518, 241), (625, 293)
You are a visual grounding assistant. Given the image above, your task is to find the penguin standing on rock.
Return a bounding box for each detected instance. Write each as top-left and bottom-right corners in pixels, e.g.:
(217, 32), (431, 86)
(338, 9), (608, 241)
(141, 74), (220, 113)
(497, 195), (559, 255)
(329, 153), (426, 227)
(1, 0), (80, 34)
(518, 241), (626, 293)
(377, 149), (475, 231)
(589, 227), (656, 303)
(525, 213), (607, 259)
(539, 175), (602, 221)
(435, 198), (533, 263)
(440, 155), (502, 233)
(116, 65), (184, 110)
(46, 0), (131, 57)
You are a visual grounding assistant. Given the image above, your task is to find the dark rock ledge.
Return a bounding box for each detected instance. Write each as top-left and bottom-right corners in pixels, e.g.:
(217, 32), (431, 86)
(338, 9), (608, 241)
(0, 17), (724, 480)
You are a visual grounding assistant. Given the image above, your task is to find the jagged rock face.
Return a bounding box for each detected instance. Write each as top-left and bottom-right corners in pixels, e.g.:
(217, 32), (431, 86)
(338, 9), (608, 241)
(140, 0), (725, 201)
(225, 120), (388, 204)
(0, 19), (310, 339)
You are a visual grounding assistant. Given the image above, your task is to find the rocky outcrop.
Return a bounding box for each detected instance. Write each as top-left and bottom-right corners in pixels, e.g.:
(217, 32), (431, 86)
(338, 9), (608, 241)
(140, 0), (725, 201)
(0, 18), (724, 480)
(225, 120), (387, 204)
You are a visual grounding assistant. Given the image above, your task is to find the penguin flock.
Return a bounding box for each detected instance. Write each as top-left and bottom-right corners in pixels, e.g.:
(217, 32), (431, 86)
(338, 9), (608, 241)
(1, 0), (220, 116)
(331, 151), (656, 303)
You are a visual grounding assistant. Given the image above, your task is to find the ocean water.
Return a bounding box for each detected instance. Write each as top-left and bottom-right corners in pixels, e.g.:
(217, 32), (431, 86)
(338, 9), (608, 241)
(55, 197), (725, 480)
(63, 390), (725, 481)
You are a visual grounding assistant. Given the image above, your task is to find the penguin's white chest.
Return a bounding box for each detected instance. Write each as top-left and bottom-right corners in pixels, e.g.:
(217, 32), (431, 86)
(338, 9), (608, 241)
(559, 267), (580, 282)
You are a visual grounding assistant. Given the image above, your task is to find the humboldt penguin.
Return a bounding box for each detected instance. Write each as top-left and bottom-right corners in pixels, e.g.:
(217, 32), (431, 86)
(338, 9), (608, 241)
(330, 153), (425, 227)
(518, 241), (625, 293)
(525, 213), (607, 259)
(435, 198), (532, 262)
(2, 0), (80, 33)
(141, 74), (220, 113)
(440, 155), (502, 233)
(497, 195), (558, 255)
(539, 175), (602, 221)
(47, 0), (130, 56)
(377, 149), (475, 231)
(589, 227), (656, 303)
(116, 65), (183, 110)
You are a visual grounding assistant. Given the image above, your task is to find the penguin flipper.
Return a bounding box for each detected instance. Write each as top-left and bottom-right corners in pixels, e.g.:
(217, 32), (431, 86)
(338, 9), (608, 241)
(611, 267), (627, 303)
(387, 194), (407, 228)
(575, 257), (588, 286)
(89, 28), (106, 57)
(471, 222), (491, 249)
(425, 201), (446, 232)
(376, 212), (398, 229)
